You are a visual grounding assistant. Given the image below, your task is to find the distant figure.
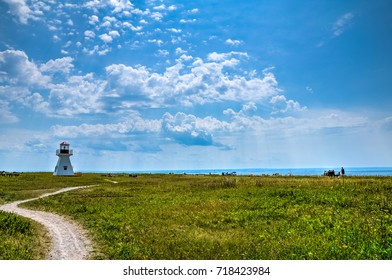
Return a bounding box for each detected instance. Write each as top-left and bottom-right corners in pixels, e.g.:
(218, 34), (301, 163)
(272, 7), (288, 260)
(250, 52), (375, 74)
(341, 167), (345, 176)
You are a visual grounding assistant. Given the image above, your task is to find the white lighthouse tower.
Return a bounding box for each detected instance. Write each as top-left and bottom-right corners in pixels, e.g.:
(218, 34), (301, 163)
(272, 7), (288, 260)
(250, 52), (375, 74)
(53, 141), (74, 176)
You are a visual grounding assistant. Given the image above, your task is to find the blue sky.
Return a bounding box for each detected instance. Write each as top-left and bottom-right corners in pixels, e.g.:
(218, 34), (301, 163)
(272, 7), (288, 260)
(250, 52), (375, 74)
(1, 0), (391, 171)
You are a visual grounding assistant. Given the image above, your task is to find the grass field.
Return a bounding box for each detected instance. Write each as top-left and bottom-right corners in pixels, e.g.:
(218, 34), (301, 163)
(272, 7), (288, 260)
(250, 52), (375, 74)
(0, 173), (103, 260)
(1, 173), (392, 259)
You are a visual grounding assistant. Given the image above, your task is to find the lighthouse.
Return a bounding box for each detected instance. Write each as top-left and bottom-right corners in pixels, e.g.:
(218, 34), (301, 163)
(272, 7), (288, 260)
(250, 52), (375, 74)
(53, 141), (74, 176)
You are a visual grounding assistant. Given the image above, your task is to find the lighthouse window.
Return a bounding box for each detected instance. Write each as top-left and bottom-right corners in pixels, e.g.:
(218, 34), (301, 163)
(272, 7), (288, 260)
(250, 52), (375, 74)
(63, 166), (67, 170)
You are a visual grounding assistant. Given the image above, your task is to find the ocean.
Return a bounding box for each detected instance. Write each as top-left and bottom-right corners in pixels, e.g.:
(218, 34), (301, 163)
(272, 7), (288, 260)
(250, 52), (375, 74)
(128, 167), (392, 176)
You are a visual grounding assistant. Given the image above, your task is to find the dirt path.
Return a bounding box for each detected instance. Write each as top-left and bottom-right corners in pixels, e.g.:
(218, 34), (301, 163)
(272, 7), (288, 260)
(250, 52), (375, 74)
(0, 186), (93, 260)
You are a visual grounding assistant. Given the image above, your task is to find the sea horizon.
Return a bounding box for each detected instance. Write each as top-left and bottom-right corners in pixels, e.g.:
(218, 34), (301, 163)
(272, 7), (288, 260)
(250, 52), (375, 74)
(4, 166), (392, 176)
(82, 166), (392, 176)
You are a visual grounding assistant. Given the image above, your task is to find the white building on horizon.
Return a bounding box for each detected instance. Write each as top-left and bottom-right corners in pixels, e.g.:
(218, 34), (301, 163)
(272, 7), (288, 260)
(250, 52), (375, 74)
(53, 141), (74, 176)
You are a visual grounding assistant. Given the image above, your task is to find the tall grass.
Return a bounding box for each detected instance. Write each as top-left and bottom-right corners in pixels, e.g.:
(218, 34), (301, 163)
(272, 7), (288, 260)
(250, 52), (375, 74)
(21, 174), (392, 260)
(0, 211), (49, 260)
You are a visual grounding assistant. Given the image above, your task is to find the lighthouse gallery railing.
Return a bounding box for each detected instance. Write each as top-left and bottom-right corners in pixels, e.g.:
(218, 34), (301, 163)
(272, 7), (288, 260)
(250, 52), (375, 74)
(56, 149), (73, 156)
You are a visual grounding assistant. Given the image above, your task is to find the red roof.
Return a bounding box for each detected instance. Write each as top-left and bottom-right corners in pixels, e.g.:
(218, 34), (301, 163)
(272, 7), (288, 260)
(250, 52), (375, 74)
(60, 141), (70, 145)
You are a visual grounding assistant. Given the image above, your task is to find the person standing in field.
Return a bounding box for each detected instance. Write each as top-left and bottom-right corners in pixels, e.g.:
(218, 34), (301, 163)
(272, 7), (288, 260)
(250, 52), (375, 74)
(341, 167), (345, 176)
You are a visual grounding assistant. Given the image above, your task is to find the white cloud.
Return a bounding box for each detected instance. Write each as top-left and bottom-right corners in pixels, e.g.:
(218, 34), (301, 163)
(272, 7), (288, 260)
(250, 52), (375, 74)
(270, 95), (307, 114)
(101, 20), (111, 28)
(0, 50), (50, 86)
(225, 39), (242, 46)
(151, 11), (163, 21)
(104, 53), (280, 108)
(0, 99), (18, 123)
(188, 8), (199, 14)
(157, 49), (169, 56)
(48, 73), (105, 116)
(108, 30), (120, 38)
(153, 4), (165, 11)
(147, 39), (164, 46)
(178, 54), (193, 62)
(123, 22), (143, 31)
(89, 15), (99, 25)
(139, 19), (148, 25)
(99, 33), (113, 43)
(85, 0), (133, 13)
(0, 85), (50, 117)
(23, 92), (50, 114)
(207, 51), (248, 62)
(98, 48), (111, 56)
(52, 35), (61, 42)
(175, 47), (187, 55)
(2, 0), (39, 24)
(40, 57), (74, 74)
(51, 113), (161, 138)
(162, 112), (218, 146)
(167, 28), (182, 33)
(332, 12), (354, 37)
(180, 19), (196, 24)
(84, 30), (96, 39)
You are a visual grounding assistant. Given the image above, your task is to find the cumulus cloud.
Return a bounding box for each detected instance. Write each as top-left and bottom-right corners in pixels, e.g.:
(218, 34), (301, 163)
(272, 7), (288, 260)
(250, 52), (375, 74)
(151, 12), (163, 21)
(225, 39), (242, 46)
(84, 30), (96, 39)
(162, 112), (227, 146)
(0, 50), (106, 118)
(0, 50), (50, 86)
(2, 0), (39, 24)
(104, 52), (280, 108)
(0, 85), (49, 117)
(108, 30), (120, 38)
(89, 15), (99, 25)
(99, 33), (113, 43)
(23, 92), (50, 114)
(85, 0), (133, 13)
(48, 73), (105, 116)
(40, 57), (74, 74)
(270, 95), (307, 114)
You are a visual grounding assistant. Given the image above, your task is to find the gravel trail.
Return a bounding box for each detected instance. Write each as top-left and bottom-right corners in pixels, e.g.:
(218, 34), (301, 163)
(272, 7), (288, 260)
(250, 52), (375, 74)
(0, 186), (93, 260)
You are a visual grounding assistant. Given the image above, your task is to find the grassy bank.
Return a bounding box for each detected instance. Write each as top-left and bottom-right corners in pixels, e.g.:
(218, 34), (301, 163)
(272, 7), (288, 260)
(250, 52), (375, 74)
(10, 173), (392, 260)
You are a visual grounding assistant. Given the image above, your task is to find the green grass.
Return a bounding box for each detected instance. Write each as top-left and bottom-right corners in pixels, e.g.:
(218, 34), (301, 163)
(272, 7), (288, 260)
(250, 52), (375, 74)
(0, 172), (103, 259)
(0, 172), (103, 204)
(0, 211), (49, 260)
(12, 173), (392, 260)
(1, 173), (392, 259)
